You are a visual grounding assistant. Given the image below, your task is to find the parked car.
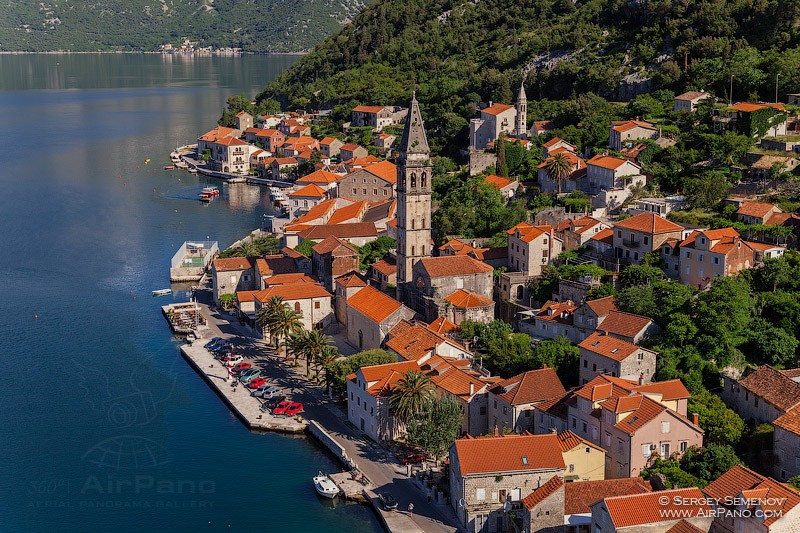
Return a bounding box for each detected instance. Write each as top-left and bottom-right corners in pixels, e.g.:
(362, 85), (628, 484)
(232, 362), (252, 374)
(255, 385), (278, 398)
(248, 377), (267, 389)
(265, 395), (286, 409)
(224, 355), (244, 367)
(284, 402), (303, 416)
(211, 341), (232, 353)
(379, 492), (398, 511)
(204, 337), (223, 349)
(398, 451), (426, 465)
(239, 369), (261, 383)
(272, 400), (291, 415)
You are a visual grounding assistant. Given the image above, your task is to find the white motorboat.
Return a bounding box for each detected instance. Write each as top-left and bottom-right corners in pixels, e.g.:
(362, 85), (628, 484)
(313, 472), (340, 499)
(152, 288), (172, 296)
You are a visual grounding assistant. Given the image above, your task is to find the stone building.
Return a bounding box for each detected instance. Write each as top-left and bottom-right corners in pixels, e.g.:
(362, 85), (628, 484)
(311, 236), (360, 293)
(673, 90), (711, 112)
(608, 120), (659, 151)
(251, 282), (334, 332)
(443, 289), (495, 325)
(395, 94), (433, 305)
(590, 488), (713, 532)
(449, 433), (566, 533)
(720, 364), (800, 427)
(212, 257), (256, 305)
(408, 256), (494, 323)
(337, 160), (397, 203)
(486, 368), (567, 434)
(774, 406), (800, 483)
(578, 332), (658, 385)
(469, 103), (517, 150)
(507, 222), (563, 277)
(350, 105), (407, 132)
(333, 271), (368, 328)
(345, 285), (415, 351)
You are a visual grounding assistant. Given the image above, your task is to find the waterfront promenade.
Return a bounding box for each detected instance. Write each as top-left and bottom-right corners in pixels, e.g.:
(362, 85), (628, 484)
(182, 292), (460, 533)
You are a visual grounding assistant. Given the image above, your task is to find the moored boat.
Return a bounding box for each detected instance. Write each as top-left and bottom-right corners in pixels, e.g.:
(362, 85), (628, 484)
(201, 186), (220, 196)
(164, 165), (175, 170)
(313, 473), (340, 499)
(152, 288), (172, 296)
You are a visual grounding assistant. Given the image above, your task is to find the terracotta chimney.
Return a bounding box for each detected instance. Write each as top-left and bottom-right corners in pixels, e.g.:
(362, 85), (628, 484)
(638, 372), (645, 386)
(692, 413), (699, 426)
(469, 382), (475, 396)
(493, 425), (500, 437)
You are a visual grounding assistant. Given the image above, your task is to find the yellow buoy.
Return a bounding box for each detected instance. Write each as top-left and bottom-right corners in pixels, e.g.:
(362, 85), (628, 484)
(145, 159), (150, 164)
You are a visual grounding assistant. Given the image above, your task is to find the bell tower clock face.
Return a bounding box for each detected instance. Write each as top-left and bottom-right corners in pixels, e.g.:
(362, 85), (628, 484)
(416, 276), (425, 289)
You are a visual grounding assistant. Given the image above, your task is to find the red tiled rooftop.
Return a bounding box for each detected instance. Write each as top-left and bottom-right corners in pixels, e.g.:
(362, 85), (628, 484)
(522, 475), (563, 510)
(297, 170), (342, 184)
(418, 256), (493, 278)
(489, 368), (566, 405)
(252, 282), (331, 302)
(386, 320), (447, 361)
(736, 201), (779, 218)
(444, 289), (494, 309)
(597, 311), (653, 339)
(738, 365), (800, 412)
(563, 477), (650, 515)
(579, 332), (640, 361)
(599, 487), (711, 528)
(214, 257), (254, 272)
(454, 434), (565, 475)
(481, 103), (514, 116)
(363, 160), (398, 184)
(614, 212), (683, 234)
(347, 285), (404, 324)
(311, 235), (358, 255)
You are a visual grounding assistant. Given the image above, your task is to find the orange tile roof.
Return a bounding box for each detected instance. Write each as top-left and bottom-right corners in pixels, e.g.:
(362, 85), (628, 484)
(738, 365), (800, 412)
(428, 317), (458, 335)
(370, 257), (397, 276)
(563, 477), (650, 515)
(335, 271), (369, 288)
(484, 174), (513, 190)
(597, 311), (653, 340)
(704, 465), (800, 527)
(481, 103), (514, 116)
(263, 273), (317, 286)
(612, 120), (657, 133)
(255, 128), (282, 137)
(508, 222), (551, 243)
(729, 102), (786, 113)
(198, 126), (236, 142)
(634, 380), (691, 401)
(587, 154), (638, 171)
(583, 296), (618, 317)
(489, 368), (566, 405)
(282, 246), (309, 259)
(665, 520), (707, 533)
(556, 430), (605, 453)
(589, 227), (614, 244)
(428, 362), (487, 399)
(444, 289), (494, 309)
(252, 282), (331, 302)
(534, 300), (576, 324)
(255, 255), (300, 276)
(522, 475), (564, 510)
(352, 105), (386, 113)
(328, 200), (368, 225)
(386, 320), (446, 361)
(745, 240), (782, 252)
(297, 222), (378, 241)
(214, 257), (254, 271)
(439, 239), (475, 255)
(273, 157), (298, 165)
(675, 91), (709, 101)
(236, 290), (258, 303)
(297, 170), (342, 184)
(362, 160), (398, 184)
(538, 150), (586, 171)
(614, 213), (683, 234)
(600, 487), (711, 528)
(357, 360), (419, 383)
(289, 183), (327, 198)
(454, 434), (565, 475)
(736, 201), (779, 218)
(347, 285), (404, 324)
(615, 394), (670, 434)
(679, 227), (740, 248)
(311, 235), (358, 256)
(340, 143), (363, 152)
(579, 332), (640, 361)
(289, 198), (338, 225)
(418, 256), (493, 278)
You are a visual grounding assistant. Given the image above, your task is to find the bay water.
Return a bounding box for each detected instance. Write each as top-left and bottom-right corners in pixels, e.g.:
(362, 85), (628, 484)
(0, 53), (381, 532)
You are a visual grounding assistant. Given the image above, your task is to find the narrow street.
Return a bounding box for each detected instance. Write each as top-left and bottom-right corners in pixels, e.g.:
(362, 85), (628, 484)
(190, 292), (461, 533)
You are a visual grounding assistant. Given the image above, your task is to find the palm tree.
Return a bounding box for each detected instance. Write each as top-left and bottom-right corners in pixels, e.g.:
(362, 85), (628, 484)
(302, 329), (333, 376)
(256, 296), (284, 347)
(236, 239), (259, 257)
(545, 151), (573, 194)
(389, 370), (435, 424)
(316, 345), (339, 392)
(286, 331), (309, 369)
(272, 306), (303, 359)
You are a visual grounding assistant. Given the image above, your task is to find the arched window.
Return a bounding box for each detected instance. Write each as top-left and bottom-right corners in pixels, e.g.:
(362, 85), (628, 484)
(421, 246), (425, 255)
(411, 173), (417, 188)
(421, 172), (427, 188)
(294, 302), (301, 313)
(358, 330), (364, 350)
(516, 286), (524, 300)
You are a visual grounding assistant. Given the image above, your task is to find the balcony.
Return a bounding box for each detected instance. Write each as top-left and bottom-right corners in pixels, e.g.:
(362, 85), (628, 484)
(622, 239), (641, 248)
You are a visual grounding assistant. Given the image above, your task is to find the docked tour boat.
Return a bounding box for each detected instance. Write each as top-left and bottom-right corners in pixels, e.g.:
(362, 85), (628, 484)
(199, 186), (220, 201)
(152, 288), (172, 296)
(313, 473), (340, 499)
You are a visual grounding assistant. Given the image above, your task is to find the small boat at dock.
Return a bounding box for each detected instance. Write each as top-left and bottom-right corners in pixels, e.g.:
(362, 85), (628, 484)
(313, 473), (340, 499)
(164, 165), (175, 170)
(199, 186), (220, 201)
(152, 288), (172, 296)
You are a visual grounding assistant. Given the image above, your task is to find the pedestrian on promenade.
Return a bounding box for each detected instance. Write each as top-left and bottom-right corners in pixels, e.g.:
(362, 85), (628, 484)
(408, 502), (414, 517)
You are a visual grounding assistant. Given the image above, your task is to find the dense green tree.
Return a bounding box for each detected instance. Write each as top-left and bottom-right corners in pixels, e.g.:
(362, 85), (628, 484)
(680, 444), (742, 486)
(496, 133), (508, 178)
(545, 152), (573, 195)
(358, 236), (396, 269)
(642, 458), (704, 489)
(618, 265), (665, 289)
(532, 337), (580, 387)
(328, 349), (396, 394)
(406, 394), (463, 461)
(294, 240), (317, 258)
(688, 392), (746, 447)
(389, 370), (435, 423)
(684, 171), (730, 210)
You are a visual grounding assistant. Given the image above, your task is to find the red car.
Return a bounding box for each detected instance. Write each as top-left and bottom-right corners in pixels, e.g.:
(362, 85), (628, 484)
(232, 362), (251, 373)
(247, 377), (267, 389)
(284, 402), (304, 416)
(272, 400), (291, 415)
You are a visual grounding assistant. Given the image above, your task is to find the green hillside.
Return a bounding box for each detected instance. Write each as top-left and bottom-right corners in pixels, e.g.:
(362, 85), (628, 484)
(0, 0), (364, 52)
(257, 0), (800, 150)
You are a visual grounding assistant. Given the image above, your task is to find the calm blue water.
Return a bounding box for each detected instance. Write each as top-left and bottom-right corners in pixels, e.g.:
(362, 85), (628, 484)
(0, 54), (380, 532)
